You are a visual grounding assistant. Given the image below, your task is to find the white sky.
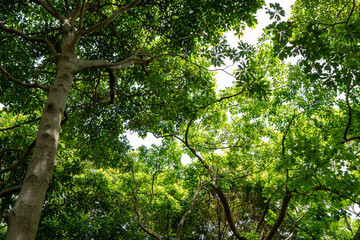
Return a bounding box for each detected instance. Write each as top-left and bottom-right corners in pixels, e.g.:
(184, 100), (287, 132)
(127, 0), (295, 165)
(216, 0), (294, 90)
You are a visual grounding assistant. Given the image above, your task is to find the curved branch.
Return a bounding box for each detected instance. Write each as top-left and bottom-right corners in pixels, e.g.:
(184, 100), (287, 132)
(183, 119), (212, 174)
(0, 22), (59, 59)
(79, 0), (140, 36)
(131, 166), (162, 240)
(0, 140), (36, 175)
(285, 211), (308, 240)
(0, 66), (49, 91)
(75, 53), (152, 73)
(0, 185), (21, 198)
(265, 187), (293, 240)
(211, 184), (247, 240)
(343, 84), (360, 143)
(181, 119), (247, 240)
(282, 111), (296, 157)
(0, 117), (41, 132)
(256, 197), (271, 232)
(176, 180), (210, 240)
(145, 171), (158, 231)
(30, 0), (65, 21)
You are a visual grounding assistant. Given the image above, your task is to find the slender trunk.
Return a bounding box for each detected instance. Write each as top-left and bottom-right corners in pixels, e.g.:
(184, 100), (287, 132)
(5, 21), (77, 240)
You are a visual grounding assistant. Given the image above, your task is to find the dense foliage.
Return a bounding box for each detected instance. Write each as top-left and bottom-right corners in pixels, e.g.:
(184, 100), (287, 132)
(1, 0), (360, 239)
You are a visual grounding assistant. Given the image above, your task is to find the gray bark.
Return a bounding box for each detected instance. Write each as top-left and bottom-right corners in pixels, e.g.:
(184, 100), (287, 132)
(5, 20), (77, 240)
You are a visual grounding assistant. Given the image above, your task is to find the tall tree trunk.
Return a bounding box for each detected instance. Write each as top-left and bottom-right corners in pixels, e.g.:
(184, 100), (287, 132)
(5, 21), (77, 240)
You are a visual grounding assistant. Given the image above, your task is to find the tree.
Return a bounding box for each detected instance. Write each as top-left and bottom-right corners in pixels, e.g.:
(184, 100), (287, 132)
(0, 0), (263, 239)
(137, 0), (360, 238)
(2, 0), (360, 239)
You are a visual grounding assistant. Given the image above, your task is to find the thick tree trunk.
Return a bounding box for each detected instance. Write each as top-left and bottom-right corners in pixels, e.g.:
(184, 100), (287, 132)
(5, 21), (77, 240)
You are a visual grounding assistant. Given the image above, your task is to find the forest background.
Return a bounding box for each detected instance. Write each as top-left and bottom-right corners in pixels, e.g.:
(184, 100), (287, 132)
(1, 0), (360, 239)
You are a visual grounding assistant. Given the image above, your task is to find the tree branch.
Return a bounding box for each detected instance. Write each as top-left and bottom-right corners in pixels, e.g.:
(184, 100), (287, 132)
(320, 186), (360, 205)
(265, 187), (293, 240)
(0, 66), (49, 91)
(284, 211), (307, 240)
(354, 225), (360, 240)
(69, 0), (90, 20)
(256, 196), (271, 232)
(78, 0), (87, 30)
(211, 183), (247, 240)
(0, 21), (59, 59)
(145, 171), (158, 232)
(64, 0), (70, 15)
(176, 180), (210, 240)
(343, 83), (360, 143)
(0, 141), (36, 175)
(79, 0), (141, 36)
(0, 185), (21, 198)
(75, 51), (153, 73)
(181, 118), (247, 240)
(0, 117), (41, 132)
(131, 165), (161, 240)
(152, 33), (207, 54)
(183, 119), (212, 174)
(282, 111), (296, 157)
(341, 208), (354, 234)
(99, 68), (116, 105)
(30, 0), (65, 20)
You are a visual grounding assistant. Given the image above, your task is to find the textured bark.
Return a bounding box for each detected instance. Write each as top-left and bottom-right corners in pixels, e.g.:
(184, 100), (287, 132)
(5, 20), (77, 240)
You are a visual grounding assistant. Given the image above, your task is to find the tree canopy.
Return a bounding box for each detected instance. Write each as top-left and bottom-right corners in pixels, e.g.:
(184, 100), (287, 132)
(1, 0), (360, 239)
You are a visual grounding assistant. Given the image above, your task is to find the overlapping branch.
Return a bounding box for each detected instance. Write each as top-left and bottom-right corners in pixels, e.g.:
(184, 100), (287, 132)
(282, 111), (296, 157)
(343, 83), (360, 143)
(79, 0), (141, 36)
(131, 166), (162, 240)
(265, 187), (293, 240)
(0, 66), (49, 91)
(256, 197), (271, 233)
(0, 186), (21, 198)
(0, 140), (36, 175)
(75, 51), (153, 73)
(0, 22), (59, 59)
(176, 180), (210, 240)
(284, 211), (308, 240)
(0, 117), (41, 132)
(30, 0), (65, 21)
(181, 118), (248, 240)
